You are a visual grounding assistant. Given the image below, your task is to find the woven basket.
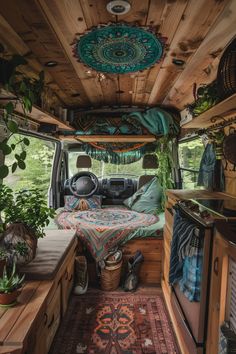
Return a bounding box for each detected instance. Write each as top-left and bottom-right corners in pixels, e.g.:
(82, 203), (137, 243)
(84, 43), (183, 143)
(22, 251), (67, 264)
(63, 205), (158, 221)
(217, 36), (236, 99)
(101, 260), (123, 291)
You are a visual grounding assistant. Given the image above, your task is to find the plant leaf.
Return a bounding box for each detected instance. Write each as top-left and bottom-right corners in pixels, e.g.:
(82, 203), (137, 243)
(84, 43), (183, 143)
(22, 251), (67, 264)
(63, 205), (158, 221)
(18, 160), (26, 170)
(23, 138), (30, 146)
(0, 165), (9, 179)
(12, 162), (18, 173)
(8, 120), (19, 133)
(5, 102), (14, 115)
(20, 151), (27, 160)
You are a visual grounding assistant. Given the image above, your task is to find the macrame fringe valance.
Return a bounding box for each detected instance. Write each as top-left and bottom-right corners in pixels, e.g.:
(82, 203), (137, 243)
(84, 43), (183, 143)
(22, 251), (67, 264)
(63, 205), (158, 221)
(82, 143), (156, 165)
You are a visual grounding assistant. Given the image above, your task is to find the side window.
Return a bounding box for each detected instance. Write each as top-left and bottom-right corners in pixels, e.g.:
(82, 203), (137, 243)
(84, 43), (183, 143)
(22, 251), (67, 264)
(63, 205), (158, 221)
(178, 138), (204, 189)
(4, 134), (56, 199)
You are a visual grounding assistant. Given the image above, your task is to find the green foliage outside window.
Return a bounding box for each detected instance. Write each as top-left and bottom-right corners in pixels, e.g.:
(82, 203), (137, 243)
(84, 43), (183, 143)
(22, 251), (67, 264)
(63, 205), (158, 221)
(4, 134), (55, 199)
(179, 138), (204, 189)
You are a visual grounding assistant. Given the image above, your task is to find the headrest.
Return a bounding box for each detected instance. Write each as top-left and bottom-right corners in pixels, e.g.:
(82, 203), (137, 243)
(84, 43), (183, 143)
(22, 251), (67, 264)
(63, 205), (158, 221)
(142, 154), (159, 169)
(76, 155), (92, 168)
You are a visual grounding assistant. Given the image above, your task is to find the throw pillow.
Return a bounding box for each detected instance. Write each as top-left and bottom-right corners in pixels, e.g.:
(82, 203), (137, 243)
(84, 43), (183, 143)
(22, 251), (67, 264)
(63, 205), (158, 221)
(123, 177), (154, 208)
(64, 195), (102, 211)
(124, 177), (163, 214)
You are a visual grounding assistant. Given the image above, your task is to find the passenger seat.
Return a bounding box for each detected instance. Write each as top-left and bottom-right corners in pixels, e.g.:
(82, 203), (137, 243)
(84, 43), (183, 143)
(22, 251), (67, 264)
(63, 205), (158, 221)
(76, 155), (92, 170)
(138, 154), (159, 189)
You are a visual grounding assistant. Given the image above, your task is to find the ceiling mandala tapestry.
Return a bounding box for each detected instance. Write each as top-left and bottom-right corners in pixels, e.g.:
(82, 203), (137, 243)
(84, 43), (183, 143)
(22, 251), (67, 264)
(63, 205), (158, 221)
(73, 23), (165, 74)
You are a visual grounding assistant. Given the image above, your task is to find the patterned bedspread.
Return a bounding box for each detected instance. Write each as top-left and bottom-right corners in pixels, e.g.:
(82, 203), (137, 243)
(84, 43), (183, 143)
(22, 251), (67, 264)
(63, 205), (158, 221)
(55, 208), (159, 261)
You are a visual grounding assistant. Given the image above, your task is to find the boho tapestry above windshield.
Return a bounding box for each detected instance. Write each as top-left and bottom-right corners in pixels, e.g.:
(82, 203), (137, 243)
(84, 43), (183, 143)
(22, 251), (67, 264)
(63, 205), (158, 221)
(73, 23), (165, 74)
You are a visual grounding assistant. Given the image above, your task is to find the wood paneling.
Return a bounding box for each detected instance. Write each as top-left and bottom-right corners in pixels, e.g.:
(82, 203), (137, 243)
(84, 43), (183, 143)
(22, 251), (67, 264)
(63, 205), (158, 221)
(0, 0), (234, 111)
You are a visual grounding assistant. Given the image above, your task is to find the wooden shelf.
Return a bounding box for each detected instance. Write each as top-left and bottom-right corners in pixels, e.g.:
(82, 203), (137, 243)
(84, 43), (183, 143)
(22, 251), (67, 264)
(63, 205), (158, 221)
(60, 134), (157, 143)
(182, 93), (236, 129)
(0, 89), (74, 131)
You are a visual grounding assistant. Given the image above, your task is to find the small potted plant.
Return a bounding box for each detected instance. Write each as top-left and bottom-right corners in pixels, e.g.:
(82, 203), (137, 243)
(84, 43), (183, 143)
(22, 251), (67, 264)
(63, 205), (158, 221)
(0, 263), (25, 306)
(0, 186), (55, 265)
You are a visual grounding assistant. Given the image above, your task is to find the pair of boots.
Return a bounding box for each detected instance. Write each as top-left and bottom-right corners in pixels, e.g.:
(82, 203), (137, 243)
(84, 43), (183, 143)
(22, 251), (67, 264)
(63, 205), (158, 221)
(123, 250), (144, 292)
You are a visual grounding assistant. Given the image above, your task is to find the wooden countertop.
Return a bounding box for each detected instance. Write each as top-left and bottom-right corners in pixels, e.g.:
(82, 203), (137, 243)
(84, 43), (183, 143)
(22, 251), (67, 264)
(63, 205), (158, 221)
(166, 189), (236, 201)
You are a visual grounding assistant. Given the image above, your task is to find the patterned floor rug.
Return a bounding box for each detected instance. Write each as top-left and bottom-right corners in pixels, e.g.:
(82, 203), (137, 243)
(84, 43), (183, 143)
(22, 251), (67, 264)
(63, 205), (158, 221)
(50, 289), (180, 354)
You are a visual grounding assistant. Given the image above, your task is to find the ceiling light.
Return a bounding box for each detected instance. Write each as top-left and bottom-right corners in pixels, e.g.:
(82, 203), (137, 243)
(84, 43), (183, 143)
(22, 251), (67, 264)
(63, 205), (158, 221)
(44, 61), (58, 67)
(106, 0), (131, 15)
(172, 58), (185, 66)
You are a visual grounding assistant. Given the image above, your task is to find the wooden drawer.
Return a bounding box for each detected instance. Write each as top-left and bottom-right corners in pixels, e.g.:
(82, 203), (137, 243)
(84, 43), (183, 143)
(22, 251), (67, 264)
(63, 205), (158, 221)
(62, 255), (75, 315)
(34, 284), (61, 354)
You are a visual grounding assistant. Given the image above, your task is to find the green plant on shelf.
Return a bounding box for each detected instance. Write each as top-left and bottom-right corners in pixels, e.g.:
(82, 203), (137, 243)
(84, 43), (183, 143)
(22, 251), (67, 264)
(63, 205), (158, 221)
(186, 81), (221, 117)
(0, 263), (25, 294)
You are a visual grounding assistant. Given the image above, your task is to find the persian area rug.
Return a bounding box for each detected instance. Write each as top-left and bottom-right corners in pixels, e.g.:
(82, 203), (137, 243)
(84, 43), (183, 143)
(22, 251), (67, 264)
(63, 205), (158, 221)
(49, 289), (180, 354)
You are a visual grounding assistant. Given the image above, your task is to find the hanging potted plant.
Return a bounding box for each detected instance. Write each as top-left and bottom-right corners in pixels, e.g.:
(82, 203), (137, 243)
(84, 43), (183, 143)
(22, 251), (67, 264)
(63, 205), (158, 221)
(0, 186), (55, 265)
(0, 263), (25, 306)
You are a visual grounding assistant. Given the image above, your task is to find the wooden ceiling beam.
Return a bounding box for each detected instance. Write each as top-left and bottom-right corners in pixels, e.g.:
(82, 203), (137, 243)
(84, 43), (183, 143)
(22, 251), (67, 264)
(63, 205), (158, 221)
(164, 0), (236, 110)
(148, 0), (229, 106)
(63, 135), (157, 143)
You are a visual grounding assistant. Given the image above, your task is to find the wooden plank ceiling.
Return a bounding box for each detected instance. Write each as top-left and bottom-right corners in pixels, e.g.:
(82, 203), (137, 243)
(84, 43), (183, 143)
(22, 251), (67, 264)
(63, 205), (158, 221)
(0, 0), (235, 111)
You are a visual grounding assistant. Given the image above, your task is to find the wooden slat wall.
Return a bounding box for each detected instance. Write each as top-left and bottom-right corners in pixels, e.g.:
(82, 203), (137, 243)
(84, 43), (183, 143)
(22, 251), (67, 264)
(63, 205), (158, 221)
(0, 0), (234, 110)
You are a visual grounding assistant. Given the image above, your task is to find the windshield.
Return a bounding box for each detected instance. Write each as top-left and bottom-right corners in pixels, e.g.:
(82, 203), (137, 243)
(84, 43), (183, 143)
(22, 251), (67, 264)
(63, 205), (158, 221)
(68, 152), (152, 178)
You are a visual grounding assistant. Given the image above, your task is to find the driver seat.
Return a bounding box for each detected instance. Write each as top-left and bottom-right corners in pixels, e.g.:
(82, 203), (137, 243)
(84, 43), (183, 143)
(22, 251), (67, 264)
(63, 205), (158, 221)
(138, 154), (159, 189)
(76, 155), (92, 170)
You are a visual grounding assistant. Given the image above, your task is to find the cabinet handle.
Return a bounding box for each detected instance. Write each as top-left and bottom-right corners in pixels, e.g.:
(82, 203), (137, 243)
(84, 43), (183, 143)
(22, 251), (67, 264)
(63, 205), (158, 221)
(213, 257), (219, 276)
(43, 313), (48, 325)
(48, 314), (55, 329)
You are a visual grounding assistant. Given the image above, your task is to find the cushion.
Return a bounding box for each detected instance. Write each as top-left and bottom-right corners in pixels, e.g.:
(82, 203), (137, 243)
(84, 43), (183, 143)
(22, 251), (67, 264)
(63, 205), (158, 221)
(64, 195), (102, 211)
(123, 177), (154, 208)
(124, 177), (163, 214)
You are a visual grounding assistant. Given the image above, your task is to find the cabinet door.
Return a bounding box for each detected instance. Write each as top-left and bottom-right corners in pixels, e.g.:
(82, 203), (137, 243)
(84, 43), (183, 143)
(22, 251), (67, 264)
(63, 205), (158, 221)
(206, 235), (226, 354)
(34, 284), (61, 354)
(62, 255), (75, 315)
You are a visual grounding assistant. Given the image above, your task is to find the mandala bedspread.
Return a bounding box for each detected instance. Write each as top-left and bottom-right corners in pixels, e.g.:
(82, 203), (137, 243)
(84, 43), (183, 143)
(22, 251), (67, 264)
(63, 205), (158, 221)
(55, 208), (159, 261)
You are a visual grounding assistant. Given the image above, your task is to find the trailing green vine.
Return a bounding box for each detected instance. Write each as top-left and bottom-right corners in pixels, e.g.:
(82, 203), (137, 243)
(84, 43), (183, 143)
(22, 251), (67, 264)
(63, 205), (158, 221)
(156, 136), (174, 211)
(0, 55), (44, 180)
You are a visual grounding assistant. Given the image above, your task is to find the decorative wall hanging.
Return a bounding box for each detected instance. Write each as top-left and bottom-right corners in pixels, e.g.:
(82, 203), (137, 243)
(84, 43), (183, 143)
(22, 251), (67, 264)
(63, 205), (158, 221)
(82, 142), (156, 165)
(73, 23), (165, 74)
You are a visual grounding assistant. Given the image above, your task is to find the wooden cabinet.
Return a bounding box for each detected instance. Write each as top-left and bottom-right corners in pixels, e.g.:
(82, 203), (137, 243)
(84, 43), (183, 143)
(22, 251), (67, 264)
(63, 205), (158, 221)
(206, 231), (236, 354)
(62, 254), (75, 316)
(0, 231), (77, 354)
(34, 284), (61, 354)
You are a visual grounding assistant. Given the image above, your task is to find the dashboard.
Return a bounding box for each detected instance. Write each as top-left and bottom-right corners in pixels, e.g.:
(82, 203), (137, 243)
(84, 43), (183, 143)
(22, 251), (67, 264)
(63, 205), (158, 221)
(64, 176), (137, 204)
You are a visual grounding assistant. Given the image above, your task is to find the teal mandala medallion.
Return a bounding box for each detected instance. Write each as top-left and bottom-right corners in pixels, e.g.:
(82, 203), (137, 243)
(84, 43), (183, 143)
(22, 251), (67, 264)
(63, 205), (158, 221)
(74, 24), (165, 74)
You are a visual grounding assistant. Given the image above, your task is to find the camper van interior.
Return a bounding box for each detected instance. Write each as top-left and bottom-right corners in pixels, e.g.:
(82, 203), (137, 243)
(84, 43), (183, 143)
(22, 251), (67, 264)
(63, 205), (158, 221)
(0, 1), (236, 353)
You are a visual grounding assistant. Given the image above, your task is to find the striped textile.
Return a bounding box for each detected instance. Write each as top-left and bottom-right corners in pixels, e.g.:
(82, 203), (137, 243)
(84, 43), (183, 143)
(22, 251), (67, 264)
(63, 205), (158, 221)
(169, 210), (202, 286)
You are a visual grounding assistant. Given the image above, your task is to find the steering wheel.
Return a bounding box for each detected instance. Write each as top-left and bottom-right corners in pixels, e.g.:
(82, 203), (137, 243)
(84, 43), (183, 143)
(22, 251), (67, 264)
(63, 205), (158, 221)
(69, 172), (98, 198)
